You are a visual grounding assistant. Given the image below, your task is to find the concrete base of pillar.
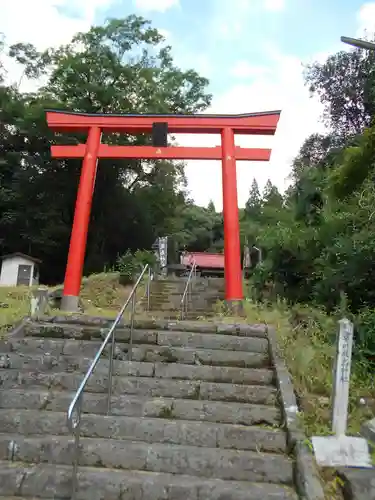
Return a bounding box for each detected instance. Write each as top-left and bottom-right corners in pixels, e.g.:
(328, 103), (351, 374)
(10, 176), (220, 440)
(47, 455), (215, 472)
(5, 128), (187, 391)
(60, 294), (80, 312)
(225, 299), (244, 317)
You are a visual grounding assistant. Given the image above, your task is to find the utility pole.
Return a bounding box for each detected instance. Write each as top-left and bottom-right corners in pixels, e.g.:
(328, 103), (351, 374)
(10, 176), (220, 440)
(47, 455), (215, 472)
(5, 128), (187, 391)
(341, 36), (375, 52)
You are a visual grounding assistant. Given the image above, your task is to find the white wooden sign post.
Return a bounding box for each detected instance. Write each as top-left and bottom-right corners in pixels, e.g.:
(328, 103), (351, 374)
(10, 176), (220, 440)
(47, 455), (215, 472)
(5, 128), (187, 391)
(312, 318), (372, 468)
(159, 237), (168, 277)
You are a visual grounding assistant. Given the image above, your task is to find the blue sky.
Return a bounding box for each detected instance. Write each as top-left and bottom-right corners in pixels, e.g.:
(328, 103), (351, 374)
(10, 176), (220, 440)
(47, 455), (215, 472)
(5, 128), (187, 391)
(100, 0), (371, 95)
(1, 0), (374, 208)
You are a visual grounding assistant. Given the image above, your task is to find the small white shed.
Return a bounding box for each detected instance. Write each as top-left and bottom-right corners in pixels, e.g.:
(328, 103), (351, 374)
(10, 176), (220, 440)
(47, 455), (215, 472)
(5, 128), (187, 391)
(0, 253), (41, 287)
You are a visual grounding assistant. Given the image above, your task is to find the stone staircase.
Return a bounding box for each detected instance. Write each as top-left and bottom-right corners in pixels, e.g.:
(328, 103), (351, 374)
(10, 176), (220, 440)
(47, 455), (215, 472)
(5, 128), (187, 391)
(143, 278), (226, 319)
(0, 316), (299, 499)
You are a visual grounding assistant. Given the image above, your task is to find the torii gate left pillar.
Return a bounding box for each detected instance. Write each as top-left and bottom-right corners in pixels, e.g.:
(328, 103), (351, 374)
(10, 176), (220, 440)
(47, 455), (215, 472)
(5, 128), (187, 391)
(46, 110), (280, 312)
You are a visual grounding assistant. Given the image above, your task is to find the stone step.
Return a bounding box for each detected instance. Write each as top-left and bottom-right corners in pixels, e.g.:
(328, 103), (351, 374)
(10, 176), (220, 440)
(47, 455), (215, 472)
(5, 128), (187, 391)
(148, 304), (182, 312)
(169, 312), (217, 319)
(147, 293), (223, 302)
(147, 294), (184, 300)
(0, 411), (286, 452)
(0, 461), (298, 499)
(150, 286), (225, 300)
(155, 331), (268, 352)
(0, 391), (281, 426)
(150, 285), (225, 292)
(139, 311), (218, 321)
(0, 370), (277, 404)
(0, 498), (58, 500)
(152, 304), (215, 310)
(23, 324), (268, 348)
(147, 312), (218, 320)
(1, 340), (270, 368)
(0, 354), (274, 385)
(145, 305), (221, 313)
(148, 288), (223, 295)
(147, 305), (217, 312)
(142, 294), (221, 301)
(0, 436), (293, 484)
(27, 317), (268, 336)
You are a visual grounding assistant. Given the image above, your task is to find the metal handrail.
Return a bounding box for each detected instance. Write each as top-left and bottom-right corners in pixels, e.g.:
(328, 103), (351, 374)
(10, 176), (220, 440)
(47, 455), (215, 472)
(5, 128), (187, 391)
(180, 260), (197, 319)
(67, 264), (151, 500)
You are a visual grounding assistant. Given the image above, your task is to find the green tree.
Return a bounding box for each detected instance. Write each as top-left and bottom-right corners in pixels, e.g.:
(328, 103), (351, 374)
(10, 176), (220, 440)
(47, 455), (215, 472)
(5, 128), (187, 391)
(0, 16), (212, 282)
(169, 203), (223, 254)
(39, 16), (211, 114)
(327, 125), (375, 200)
(245, 178), (262, 219)
(262, 180), (283, 207)
(305, 46), (375, 137)
(0, 34), (5, 83)
(207, 200), (216, 212)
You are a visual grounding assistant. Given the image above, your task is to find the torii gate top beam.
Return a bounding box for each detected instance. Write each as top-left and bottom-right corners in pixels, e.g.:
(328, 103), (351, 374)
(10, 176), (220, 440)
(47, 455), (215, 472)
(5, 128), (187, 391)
(46, 109), (281, 135)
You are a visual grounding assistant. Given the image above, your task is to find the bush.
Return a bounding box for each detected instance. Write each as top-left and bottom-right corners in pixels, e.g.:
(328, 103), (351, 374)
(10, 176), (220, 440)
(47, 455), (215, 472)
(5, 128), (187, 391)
(355, 307), (375, 365)
(248, 261), (273, 303)
(116, 251), (136, 283)
(116, 249), (156, 284)
(133, 249), (156, 270)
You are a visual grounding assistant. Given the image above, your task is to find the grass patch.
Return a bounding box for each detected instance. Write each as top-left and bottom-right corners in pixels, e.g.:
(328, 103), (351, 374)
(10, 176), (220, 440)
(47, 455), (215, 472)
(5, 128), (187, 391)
(80, 272), (148, 319)
(242, 298), (375, 499)
(243, 300), (374, 435)
(0, 272), (148, 335)
(0, 286), (34, 336)
(211, 297), (374, 498)
(80, 272), (135, 317)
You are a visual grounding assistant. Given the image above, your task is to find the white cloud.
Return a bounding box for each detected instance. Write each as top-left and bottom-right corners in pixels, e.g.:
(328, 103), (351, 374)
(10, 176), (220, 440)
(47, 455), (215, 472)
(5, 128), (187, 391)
(1, 0), (108, 49)
(158, 28), (172, 40)
(215, 19), (243, 39)
(209, 0), (252, 40)
(1, 0), (114, 90)
(230, 61), (271, 79)
(134, 0), (179, 12)
(181, 51), (325, 209)
(264, 0), (285, 12)
(356, 2), (375, 36)
(210, 0), (284, 43)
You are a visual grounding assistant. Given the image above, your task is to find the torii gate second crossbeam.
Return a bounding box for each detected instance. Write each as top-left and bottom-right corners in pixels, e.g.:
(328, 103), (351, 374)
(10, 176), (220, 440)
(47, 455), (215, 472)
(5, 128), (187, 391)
(46, 109), (281, 312)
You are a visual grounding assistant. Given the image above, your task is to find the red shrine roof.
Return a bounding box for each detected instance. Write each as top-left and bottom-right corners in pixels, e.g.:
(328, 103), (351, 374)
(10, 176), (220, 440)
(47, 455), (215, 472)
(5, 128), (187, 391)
(181, 252), (225, 269)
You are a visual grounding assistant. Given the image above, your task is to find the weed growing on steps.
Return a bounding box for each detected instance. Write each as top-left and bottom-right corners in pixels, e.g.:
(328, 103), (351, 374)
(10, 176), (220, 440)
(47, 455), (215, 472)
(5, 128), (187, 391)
(158, 404), (175, 419)
(159, 348), (179, 363)
(186, 384), (201, 400)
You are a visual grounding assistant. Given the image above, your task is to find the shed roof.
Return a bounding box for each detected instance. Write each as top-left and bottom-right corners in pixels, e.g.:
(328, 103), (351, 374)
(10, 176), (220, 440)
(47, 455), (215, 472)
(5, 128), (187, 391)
(1, 252), (42, 264)
(181, 252), (224, 269)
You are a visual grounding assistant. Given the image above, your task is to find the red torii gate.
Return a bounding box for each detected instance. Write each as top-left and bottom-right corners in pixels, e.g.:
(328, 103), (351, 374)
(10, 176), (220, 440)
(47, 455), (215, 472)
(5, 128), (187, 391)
(46, 109), (280, 312)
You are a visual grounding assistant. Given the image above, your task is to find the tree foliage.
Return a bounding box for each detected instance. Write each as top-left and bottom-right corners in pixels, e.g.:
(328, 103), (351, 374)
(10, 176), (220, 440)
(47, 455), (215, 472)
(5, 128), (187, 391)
(305, 45), (375, 137)
(245, 42), (375, 361)
(0, 16), (211, 283)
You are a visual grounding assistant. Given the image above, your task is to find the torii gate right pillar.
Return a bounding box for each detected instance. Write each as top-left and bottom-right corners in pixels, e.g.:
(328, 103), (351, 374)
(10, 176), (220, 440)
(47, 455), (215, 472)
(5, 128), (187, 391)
(221, 127), (243, 312)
